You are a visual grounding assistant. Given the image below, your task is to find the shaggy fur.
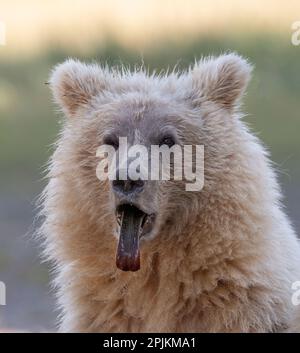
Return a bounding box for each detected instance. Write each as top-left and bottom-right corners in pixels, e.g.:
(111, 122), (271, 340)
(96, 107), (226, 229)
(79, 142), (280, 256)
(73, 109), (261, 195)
(40, 53), (300, 332)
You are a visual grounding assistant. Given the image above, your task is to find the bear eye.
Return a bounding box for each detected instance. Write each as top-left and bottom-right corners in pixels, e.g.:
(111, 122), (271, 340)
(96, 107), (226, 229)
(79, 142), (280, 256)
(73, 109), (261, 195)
(103, 135), (119, 150)
(159, 135), (176, 148)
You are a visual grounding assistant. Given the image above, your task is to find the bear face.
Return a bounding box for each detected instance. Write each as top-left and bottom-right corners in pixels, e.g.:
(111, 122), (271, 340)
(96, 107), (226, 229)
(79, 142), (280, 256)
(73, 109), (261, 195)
(49, 54), (252, 272)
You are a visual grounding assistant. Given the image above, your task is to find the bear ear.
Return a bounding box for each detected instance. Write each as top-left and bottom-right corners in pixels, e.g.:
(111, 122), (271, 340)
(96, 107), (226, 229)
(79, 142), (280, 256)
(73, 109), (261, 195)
(49, 59), (110, 117)
(189, 53), (252, 109)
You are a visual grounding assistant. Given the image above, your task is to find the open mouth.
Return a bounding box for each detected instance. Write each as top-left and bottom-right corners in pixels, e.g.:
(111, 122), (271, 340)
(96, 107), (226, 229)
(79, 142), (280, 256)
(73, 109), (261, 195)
(115, 203), (156, 272)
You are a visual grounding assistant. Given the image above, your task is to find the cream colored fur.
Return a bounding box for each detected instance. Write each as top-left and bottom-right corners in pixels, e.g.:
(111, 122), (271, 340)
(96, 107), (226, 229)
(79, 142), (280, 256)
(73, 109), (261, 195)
(40, 53), (300, 332)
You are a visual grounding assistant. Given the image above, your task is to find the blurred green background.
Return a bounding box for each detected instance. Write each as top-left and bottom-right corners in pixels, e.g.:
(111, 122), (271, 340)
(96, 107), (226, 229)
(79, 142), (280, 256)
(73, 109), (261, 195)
(0, 0), (299, 331)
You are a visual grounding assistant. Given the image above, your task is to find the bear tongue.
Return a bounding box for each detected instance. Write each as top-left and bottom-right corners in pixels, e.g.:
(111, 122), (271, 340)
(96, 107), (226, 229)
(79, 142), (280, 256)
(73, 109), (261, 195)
(116, 207), (144, 271)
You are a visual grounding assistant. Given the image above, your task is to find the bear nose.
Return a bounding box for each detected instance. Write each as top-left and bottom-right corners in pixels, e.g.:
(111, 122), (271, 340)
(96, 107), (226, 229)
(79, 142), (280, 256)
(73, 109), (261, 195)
(112, 178), (144, 196)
